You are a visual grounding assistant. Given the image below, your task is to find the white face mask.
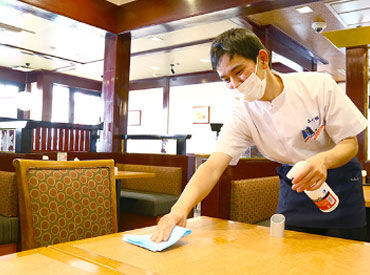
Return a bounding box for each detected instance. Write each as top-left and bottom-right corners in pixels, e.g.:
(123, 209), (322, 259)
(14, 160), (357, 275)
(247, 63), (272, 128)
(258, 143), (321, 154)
(236, 59), (266, 102)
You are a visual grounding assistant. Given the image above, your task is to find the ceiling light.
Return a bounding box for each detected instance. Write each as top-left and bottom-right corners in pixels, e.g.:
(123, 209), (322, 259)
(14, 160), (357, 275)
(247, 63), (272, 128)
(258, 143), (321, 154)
(149, 36), (163, 42)
(296, 6), (313, 14)
(150, 66), (160, 70)
(200, 59), (210, 63)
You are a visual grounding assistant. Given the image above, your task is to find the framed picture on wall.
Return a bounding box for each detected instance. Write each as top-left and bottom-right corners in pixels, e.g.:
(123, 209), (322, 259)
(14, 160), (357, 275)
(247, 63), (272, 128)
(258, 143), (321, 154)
(192, 106), (210, 124)
(128, 110), (142, 126)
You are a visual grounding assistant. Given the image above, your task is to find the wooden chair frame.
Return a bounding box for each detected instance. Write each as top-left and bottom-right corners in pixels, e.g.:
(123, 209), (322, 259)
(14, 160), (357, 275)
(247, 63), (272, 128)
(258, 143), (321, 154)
(13, 159), (117, 250)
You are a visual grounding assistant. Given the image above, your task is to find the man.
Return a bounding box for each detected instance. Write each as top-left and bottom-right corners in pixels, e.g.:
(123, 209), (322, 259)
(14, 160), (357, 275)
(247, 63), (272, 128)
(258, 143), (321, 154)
(151, 28), (367, 242)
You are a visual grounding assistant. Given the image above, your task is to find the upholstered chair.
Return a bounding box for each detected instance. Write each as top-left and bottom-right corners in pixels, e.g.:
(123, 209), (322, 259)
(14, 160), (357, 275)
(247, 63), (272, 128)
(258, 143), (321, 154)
(230, 176), (280, 225)
(13, 159), (117, 250)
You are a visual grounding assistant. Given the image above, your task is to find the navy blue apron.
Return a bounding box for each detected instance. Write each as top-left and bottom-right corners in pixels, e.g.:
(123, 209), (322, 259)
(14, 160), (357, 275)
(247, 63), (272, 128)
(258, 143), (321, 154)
(276, 157), (366, 228)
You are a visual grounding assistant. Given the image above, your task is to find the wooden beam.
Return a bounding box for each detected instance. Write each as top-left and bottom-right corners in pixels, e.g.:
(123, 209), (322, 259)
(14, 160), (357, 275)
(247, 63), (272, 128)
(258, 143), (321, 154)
(18, 0), (117, 33)
(118, 0), (322, 37)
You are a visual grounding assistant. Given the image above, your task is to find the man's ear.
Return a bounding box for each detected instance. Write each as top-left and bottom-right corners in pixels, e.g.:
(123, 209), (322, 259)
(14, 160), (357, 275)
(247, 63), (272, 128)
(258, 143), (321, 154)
(258, 49), (269, 69)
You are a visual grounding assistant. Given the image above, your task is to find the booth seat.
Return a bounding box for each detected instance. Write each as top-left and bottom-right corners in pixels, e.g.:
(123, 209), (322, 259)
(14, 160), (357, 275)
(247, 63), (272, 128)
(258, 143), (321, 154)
(230, 176), (280, 226)
(116, 163), (182, 230)
(0, 171), (19, 255)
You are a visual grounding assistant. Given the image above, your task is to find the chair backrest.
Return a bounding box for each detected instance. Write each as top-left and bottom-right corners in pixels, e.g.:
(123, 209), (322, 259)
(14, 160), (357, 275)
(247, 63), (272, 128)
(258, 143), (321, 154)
(230, 176), (280, 224)
(14, 159), (117, 250)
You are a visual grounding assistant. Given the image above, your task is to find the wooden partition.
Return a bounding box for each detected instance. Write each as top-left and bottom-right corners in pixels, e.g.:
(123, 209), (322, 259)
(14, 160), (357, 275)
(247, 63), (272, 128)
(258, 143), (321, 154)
(201, 158), (281, 219)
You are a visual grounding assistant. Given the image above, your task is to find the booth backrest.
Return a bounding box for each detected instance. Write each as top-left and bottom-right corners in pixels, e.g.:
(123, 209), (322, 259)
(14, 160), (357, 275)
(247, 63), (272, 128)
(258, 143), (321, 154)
(116, 164), (182, 196)
(0, 171), (18, 217)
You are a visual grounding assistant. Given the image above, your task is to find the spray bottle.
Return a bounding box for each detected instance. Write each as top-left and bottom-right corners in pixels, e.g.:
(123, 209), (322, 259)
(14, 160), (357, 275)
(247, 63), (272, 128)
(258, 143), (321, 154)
(287, 161), (339, 213)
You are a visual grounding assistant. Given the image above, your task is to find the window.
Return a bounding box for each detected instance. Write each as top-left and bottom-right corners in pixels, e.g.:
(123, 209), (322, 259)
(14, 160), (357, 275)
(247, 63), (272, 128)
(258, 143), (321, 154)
(51, 84), (69, 123)
(29, 82), (42, 121)
(74, 92), (102, 125)
(0, 82), (19, 118)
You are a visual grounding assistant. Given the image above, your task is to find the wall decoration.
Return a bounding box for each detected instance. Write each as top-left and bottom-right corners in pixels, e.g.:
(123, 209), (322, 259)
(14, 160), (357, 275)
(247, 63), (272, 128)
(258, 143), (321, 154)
(192, 106), (210, 124)
(128, 110), (142, 126)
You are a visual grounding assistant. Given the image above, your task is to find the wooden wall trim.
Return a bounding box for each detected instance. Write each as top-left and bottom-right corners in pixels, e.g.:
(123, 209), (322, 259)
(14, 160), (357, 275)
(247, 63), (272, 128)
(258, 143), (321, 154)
(41, 71), (102, 92)
(18, 0), (117, 33)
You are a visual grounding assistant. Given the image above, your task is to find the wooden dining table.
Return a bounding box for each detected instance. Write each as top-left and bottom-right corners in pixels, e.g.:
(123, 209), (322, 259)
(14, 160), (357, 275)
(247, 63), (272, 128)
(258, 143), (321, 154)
(4, 216), (369, 274)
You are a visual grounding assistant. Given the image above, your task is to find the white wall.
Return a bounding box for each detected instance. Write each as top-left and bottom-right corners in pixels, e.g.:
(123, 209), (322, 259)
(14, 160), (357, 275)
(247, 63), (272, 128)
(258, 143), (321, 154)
(169, 81), (235, 154)
(126, 87), (164, 153)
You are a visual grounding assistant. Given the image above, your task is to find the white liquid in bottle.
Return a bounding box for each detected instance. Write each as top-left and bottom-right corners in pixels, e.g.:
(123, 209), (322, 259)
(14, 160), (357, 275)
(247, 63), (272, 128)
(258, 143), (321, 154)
(287, 161), (339, 213)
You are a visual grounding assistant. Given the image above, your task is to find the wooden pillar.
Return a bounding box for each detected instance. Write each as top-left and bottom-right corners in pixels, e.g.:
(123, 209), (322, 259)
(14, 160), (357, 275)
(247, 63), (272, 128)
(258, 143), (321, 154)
(345, 46), (368, 163)
(37, 72), (53, 121)
(101, 32), (131, 152)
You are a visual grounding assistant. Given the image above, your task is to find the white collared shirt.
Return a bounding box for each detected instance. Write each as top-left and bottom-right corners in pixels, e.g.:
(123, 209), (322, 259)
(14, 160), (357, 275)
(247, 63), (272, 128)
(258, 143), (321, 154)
(214, 72), (368, 165)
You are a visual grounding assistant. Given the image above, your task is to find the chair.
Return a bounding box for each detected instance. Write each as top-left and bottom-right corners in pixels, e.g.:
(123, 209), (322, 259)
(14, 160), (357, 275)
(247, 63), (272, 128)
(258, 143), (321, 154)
(230, 176), (280, 226)
(13, 159), (117, 250)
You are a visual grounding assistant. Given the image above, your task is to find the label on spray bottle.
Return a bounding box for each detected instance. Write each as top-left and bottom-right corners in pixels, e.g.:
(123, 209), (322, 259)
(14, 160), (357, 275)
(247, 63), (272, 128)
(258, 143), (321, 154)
(308, 182), (338, 212)
(287, 161), (339, 213)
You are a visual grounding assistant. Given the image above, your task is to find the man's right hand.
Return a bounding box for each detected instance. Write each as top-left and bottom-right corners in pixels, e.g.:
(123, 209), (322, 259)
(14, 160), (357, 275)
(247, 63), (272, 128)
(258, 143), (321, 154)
(150, 211), (187, 243)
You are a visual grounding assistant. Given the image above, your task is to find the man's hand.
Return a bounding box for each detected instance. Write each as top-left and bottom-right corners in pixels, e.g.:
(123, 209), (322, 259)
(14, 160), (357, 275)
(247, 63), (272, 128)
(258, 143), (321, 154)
(150, 211), (187, 243)
(291, 156), (327, 192)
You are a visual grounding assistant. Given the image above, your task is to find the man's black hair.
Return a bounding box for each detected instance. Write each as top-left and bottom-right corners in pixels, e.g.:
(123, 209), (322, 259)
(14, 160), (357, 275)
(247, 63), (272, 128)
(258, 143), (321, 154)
(210, 28), (271, 71)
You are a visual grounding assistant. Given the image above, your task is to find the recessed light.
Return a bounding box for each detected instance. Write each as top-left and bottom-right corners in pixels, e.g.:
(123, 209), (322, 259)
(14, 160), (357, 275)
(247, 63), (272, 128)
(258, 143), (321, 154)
(296, 6), (313, 14)
(200, 59), (210, 63)
(149, 36), (163, 42)
(150, 66), (160, 70)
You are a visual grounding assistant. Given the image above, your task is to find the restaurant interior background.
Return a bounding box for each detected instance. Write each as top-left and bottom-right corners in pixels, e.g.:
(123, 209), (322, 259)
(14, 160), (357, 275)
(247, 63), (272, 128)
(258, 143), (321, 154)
(0, 0), (368, 157)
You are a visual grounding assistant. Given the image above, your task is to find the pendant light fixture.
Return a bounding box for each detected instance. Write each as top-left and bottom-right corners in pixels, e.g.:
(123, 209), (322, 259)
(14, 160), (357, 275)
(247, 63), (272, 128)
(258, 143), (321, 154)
(17, 63), (33, 111)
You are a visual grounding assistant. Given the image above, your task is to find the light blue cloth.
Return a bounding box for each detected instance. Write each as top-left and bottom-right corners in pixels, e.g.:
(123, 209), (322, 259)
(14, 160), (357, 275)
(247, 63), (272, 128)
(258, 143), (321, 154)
(122, 226), (191, 252)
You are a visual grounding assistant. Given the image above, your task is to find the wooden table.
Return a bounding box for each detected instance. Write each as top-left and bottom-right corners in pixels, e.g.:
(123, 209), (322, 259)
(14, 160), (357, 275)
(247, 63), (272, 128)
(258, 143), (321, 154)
(363, 185), (370, 207)
(48, 216), (370, 274)
(115, 170), (156, 180)
(0, 247), (121, 275)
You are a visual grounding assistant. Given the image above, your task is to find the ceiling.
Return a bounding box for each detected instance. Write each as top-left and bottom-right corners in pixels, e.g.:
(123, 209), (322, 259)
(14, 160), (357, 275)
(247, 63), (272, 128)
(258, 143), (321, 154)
(0, 0), (369, 83)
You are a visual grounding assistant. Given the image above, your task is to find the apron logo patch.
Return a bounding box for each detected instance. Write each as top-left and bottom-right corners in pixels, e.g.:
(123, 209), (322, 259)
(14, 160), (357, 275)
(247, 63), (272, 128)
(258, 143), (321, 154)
(350, 177), (359, 182)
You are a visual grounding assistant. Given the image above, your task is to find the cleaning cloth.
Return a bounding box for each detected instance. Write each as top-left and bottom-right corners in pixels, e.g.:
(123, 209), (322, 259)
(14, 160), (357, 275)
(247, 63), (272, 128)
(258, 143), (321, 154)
(122, 226), (191, 252)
